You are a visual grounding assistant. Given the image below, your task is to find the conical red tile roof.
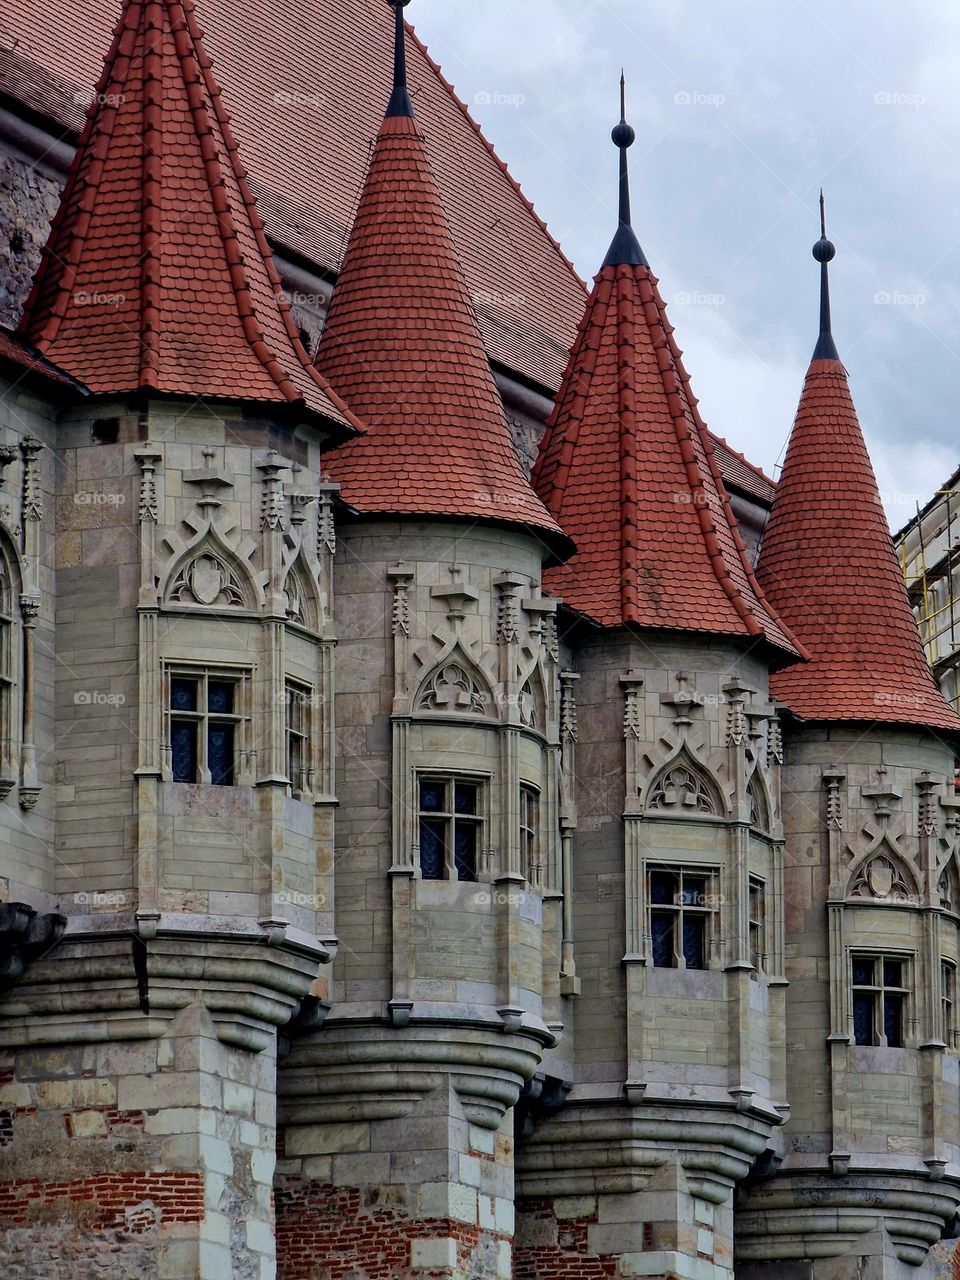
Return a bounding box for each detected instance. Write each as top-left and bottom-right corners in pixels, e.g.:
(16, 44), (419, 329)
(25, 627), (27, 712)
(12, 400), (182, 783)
(757, 356), (960, 730)
(18, 0), (358, 433)
(532, 258), (802, 660)
(314, 103), (565, 548)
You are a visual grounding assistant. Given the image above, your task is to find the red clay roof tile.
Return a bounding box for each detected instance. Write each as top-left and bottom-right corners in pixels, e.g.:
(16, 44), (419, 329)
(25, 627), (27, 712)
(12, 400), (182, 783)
(533, 259), (802, 660)
(757, 357), (960, 731)
(16, 0), (359, 434)
(315, 104), (565, 548)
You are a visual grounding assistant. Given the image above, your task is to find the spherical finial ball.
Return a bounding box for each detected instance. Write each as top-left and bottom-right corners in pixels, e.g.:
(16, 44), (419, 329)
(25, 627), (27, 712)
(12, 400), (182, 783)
(812, 236), (836, 263)
(387, 0), (412, 8)
(611, 120), (636, 149)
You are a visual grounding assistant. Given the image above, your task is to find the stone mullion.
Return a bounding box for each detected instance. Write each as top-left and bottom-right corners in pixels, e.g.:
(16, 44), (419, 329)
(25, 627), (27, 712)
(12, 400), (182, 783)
(768, 838), (789, 1115)
(624, 818), (647, 1088)
(827, 903), (852, 1168)
(314, 640), (336, 802)
(388, 716), (415, 1027)
(920, 905), (945, 1166)
(559, 670), (580, 996)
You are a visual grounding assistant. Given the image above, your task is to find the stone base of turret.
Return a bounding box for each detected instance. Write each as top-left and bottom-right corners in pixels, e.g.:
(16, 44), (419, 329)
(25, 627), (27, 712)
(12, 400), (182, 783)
(275, 1023), (546, 1278)
(735, 1168), (960, 1280)
(514, 1181), (732, 1280)
(0, 1001), (279, 1280)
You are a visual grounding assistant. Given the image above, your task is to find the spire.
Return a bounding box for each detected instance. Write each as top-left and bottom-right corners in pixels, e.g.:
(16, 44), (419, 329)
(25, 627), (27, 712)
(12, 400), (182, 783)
(812, 190), (839, 361)
(532, 120), (802, 660)
(315, 0), (566, 550)
(385, 0), (414, 119)
(602, 74), (648, 269)
(18, 0), (358, 435)
(755, 221), (960, 732)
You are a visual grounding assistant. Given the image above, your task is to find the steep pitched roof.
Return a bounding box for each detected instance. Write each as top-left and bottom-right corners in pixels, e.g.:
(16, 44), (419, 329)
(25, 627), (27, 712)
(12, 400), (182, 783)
(314, 9), (565, 550)
(1, 1), (775, 503)
(757, 214), (960, 731)
(531, 106), (801, 659)
(16, 0), (358, 433)
(757, 356), (960, 730)
(2, 0), (584, 393)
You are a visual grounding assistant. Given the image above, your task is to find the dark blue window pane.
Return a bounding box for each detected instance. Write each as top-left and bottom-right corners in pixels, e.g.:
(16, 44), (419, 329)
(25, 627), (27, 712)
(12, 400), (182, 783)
(682, 916), (705, 969)
(454, 784), (478, 815)
(884, 994), (903, 1047)
(681, 878), (706, 907)
(650, 872), (678, 905)
(208, 723), (234, 786)
(208, 681), (234, 715)
(454, 822), (477, 881)
(651, 912), (674, 967)
(171, 678), (197, 712)
(852, 958), (874, 986)
(420, 818), (445, 879)
(171, 721), (197, 782)
(883, 959), (902, 988)
(420, 781), (445, 813)
(853, 993), (874, 1045)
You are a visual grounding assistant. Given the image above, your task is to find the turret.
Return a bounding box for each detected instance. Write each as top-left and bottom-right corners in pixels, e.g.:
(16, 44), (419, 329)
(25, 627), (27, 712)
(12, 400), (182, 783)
(273, 3), (569, 1274)
(737, 202), (960, 1278)
(514, 81), (803, 1280)
(0, 0), (356, 1272)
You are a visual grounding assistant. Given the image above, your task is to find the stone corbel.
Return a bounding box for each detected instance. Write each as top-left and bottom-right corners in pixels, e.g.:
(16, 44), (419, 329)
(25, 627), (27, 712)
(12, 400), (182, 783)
(185, 446), (233, 513)
(430, 565), (479, 625)
(662, 670), (703, 732)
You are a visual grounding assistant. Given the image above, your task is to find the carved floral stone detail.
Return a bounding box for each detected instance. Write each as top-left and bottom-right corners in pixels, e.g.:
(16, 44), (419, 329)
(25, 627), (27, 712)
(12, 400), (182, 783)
(169, 552), (247, 608)
(648, 759), (721, 816)
(417, 663), (489, 715)
(849, 855), (914, 903)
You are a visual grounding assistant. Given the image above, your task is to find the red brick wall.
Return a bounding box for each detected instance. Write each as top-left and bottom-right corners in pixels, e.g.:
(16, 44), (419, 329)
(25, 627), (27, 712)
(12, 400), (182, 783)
(276, 1180), (507, 1280)
(0, 1170), (204, 1230)
(515, 1197), (647, 1280)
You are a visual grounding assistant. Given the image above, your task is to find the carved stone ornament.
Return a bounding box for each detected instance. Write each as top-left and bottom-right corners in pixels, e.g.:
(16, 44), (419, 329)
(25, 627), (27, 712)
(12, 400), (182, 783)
(417, 663), (489, 715)
(169, 552), (247, 608)
(648, 757), (721, 816)
(849, 855), (914, 903)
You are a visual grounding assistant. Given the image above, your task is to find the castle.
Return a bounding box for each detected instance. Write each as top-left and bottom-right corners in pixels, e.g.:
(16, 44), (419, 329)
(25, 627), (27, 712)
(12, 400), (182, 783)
(0, 0), (959, 1277)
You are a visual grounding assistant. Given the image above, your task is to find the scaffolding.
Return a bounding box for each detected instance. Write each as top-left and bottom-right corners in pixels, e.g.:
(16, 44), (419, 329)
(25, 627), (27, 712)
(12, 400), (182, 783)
(899, 484), (960, 710)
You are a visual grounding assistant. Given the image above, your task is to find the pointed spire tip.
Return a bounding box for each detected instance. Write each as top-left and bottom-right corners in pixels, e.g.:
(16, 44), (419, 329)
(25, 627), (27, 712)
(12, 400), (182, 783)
(603, 72), (647, 268)
(811, 190), (839, 360)
(385, 0), (414, 119)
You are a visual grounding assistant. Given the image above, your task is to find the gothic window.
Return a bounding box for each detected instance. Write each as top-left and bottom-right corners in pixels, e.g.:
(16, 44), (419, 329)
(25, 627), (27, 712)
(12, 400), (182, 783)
(520, 785), (540, 886)
(418, 777), (483, 882)
(943, 960), (958, 1049)
(285, 681), (311, 798)
(648, 867), (716, 970)
(851, 954), (909, 1047)
(167, 668), (247, 785)
(749, 878), (766, 975)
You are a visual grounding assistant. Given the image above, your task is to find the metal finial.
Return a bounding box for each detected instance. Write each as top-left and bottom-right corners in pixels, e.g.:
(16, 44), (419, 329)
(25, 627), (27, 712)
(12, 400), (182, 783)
(385, 0), (414, 119)
(812, 189), (839, 360)
(602, 73), (647, 268)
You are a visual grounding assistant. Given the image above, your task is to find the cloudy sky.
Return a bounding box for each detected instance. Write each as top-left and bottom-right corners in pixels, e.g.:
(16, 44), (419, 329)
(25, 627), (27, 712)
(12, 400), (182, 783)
(411, 0), (960, 532)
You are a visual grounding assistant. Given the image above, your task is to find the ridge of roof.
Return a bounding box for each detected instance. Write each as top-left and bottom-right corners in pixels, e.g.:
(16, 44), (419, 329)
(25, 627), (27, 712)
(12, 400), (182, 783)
(532, 259), (803, 659)
(314, 39), (566, 551)
(16, 0), (359, 434)
(708, 431), (777, 495)
(406, 23), (587, 298)
(757, 355), (960, 732)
